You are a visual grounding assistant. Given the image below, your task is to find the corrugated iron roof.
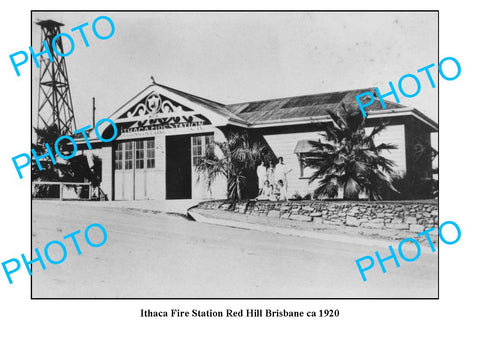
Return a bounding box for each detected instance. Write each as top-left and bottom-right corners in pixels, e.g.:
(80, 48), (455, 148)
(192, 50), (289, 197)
(226, 88), (407, 124)
(152, 83), (437, 130)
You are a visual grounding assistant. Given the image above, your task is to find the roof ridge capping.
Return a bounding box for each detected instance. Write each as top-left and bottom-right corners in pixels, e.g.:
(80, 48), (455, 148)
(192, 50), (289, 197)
(225, 87), (407, 109)
(154, 82), (227, 107)
(226, 87), (379, 107)
(225, 87), (409, 117)
(104, 82), (435, 131)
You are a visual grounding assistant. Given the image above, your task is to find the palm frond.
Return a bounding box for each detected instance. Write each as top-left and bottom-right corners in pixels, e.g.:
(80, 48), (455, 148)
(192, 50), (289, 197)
(307, 102), (398, 200)
(368, 121), (390, 139)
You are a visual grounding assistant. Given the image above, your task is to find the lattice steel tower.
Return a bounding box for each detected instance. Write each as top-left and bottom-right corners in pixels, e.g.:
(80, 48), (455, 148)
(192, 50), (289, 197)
(36, 20), (77, 141)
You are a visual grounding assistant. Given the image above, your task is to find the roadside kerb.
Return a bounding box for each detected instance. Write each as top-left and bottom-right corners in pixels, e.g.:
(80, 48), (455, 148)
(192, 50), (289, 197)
(188, 209), (434, 252)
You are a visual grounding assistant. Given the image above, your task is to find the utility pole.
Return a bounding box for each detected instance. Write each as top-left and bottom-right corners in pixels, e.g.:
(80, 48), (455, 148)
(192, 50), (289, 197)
(92, 97), (96, 127)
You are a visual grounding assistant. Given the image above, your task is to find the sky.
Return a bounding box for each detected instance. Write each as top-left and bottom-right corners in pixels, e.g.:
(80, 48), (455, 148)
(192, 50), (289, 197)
(31, 11), (438, 130)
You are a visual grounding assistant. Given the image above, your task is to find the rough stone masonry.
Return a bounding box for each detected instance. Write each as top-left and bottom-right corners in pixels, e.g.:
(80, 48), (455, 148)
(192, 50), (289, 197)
(198, 199), (439, 245)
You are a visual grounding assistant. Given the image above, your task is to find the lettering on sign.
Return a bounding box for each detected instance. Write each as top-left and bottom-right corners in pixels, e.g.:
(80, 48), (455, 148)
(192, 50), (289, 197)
(116, 91), (212, 135)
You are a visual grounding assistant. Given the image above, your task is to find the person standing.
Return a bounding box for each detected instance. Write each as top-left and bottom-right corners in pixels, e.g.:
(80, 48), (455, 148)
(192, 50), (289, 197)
(266, 160), (275, 184)
(274, 157), (292, 193)
(256, 160), (267, 196)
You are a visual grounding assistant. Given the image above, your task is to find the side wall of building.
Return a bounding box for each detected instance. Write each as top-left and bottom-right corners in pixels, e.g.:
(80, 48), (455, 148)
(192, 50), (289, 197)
(97, 147), (113, 200)
(262, 124), (407, 198)
(93, 118), (426, 201)
(404, 116), (434, 180)
(191, 128), (228, 200)
(263, 130), (321, 197)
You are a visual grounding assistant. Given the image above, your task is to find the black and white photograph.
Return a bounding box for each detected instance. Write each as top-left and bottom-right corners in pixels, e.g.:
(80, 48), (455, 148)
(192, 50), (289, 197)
(4, 1), (480, 338)
(29, 11), (439, 298)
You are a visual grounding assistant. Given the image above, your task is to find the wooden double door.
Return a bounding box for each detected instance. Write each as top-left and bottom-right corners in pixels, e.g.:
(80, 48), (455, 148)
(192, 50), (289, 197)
(114, 138), (155, 200)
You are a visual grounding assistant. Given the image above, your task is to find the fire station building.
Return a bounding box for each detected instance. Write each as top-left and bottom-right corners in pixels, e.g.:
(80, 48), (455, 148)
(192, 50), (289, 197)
(83, 82), (438, 201)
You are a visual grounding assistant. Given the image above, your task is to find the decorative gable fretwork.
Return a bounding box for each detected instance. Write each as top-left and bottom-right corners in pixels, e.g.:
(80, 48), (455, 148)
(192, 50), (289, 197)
(118, 92), (193, 121)
(114, 91), (212, 137)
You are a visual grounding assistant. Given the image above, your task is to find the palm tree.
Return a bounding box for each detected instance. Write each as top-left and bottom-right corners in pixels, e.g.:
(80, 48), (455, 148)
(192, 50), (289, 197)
(195, 131), (266, 200)
(58, 154), (104, 199)
(32, 124), (64, 181)
(305, 103), (398, 200)
(32, 125), (104, 199)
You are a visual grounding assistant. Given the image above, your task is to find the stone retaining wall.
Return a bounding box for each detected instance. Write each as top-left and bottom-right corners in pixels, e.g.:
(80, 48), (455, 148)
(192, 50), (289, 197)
(197, 199), (439, 243)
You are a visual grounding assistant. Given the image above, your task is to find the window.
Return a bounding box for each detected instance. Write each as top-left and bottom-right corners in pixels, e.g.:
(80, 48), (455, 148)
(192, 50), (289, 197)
(146, 139), (155, 168)
(135, 140), (144, 169)
(125, 141), (133, 170)
(114, 143), (123, 170)
(298, 154), (310, 178)
(192, 134), (214, 166)
(192, 136), (203, 166)
(114, 139), (154, 170)
(294, 140), (319, 178)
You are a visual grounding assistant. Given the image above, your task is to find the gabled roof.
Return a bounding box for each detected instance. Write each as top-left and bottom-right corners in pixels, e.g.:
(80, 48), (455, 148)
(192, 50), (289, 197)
(153, 83), (437, 130)
(100, 82), (437, 134)
(154, 82), (249, 125)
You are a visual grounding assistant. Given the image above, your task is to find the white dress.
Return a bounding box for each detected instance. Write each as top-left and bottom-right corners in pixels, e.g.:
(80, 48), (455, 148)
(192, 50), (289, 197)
(275, 163), (288, 182)
(278, 185), (288, 201)
(256, 165), (267, 189)
(274, 163), (290, 192)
